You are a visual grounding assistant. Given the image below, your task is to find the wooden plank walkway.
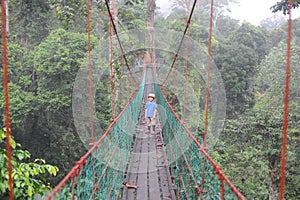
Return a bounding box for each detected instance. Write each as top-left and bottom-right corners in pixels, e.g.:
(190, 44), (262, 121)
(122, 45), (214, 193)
(120, 114), (176, 200)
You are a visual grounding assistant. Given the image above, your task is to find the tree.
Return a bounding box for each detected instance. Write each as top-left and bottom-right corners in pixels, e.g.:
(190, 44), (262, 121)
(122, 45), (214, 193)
(214, 23), (269, 118)
(8, 0), (54, 49)
(19, 28), (99, 184)
(198, 0), (239, 27)
(0, 130), (58, 199)
(211, 39), (300, 199)
(170, 0), (239, 26)
(260, 15), (286, 30)
(49, 0), (86, 26)
(215, 15), (240, 40)
(271, 0), (300, 15)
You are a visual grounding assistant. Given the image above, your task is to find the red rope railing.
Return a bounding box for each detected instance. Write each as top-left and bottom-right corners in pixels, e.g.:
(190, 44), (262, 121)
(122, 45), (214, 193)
(279, 0), (293, 199)
(1, 0), (14, 199)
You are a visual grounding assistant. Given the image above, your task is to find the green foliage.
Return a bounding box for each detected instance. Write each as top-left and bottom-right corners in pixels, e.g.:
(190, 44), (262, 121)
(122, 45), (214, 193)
(49, 0), (86, 26)
(118, 1), (147, 31)
(3, 0), (300, 198)
(214, 23), (269, 118)
(212, 27), (300, 198)
(212, 98), (300, 198)
(23, 28), (98, 184)
(28, 28), (97, 111)
(0, 43), (35, 127)
(0, 130), (58, 199)
(9, 0), (53, 49)
(271, 0), (300, 15)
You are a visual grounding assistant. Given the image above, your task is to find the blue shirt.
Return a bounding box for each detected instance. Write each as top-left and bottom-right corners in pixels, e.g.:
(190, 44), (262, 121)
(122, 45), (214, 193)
(145, 101), (157, 118)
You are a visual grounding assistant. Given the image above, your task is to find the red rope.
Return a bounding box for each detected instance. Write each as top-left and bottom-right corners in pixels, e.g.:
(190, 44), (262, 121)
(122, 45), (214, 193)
(121, 52), (124, 101)
(87, 0), (95, 145)
(220, 179), (225, 200)
(109, 19), (115, 121)
(204, 0), (214, 148)
(183, 19), (190, 122)
(1, 0), (14, 199)
(71, 177), (75, 200)
(279, 0), (293, 199)
(153, 48), (157, 77)
(172, 56), (177, 106)
(86, 2), (96, 199)
(202, 0), (214, 193)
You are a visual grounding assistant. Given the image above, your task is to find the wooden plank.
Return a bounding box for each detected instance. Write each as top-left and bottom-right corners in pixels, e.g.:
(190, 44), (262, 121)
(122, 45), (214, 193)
(148, 134), (161, 200)
(136, 134), (149, 200)
(156, 131), (176, 200)
(122, 135), (142, 200)
(122, 99), (176, 200)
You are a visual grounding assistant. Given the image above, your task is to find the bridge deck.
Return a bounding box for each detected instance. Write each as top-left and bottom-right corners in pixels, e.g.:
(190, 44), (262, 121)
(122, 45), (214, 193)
(121, 118), (176, 200)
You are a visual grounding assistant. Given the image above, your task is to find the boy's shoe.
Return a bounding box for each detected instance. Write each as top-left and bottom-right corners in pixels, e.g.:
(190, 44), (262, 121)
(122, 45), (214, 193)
(151, 131), (156, 134)
(146, 130), (150, 133)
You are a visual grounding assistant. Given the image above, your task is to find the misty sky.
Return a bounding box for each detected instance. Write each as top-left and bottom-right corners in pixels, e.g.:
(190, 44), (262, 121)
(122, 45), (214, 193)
(156, 0), (300, 26)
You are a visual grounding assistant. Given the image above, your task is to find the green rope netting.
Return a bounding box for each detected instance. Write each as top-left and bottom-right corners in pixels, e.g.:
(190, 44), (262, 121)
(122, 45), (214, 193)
(49, 70), (243, 199)
(154, 81), (240, 200)
(50, 75), (145, 199)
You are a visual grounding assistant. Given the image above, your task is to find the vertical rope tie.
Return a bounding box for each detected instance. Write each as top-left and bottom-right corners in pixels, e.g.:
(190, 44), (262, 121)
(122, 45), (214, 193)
(204, 0), (214, 149)
(1, 0), (14, 199)
(109, 19), (115, 121)
(202, 0), (214, 193)
(121, 52), (125, 103)
(183, 18), (190, 122)
(86, 1), (97, 199)
(153, 48), (157, 77)
(173, 53), (177, 107)
(279, 0), (293, 199)
(87, 0), (95, 145)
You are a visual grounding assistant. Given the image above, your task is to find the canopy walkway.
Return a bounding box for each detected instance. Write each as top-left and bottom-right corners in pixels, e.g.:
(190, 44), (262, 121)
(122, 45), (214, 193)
(46, 68), (245, 199)
(2, 0), (294, 199)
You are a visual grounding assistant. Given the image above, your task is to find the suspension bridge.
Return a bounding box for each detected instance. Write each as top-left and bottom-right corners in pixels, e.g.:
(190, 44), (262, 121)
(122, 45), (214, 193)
(1, 0), (294, 199)
(46, 66), (245, 199)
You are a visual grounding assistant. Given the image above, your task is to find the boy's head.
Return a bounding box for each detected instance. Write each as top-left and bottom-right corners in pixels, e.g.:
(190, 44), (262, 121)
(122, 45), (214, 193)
(148, 93), (155, 101)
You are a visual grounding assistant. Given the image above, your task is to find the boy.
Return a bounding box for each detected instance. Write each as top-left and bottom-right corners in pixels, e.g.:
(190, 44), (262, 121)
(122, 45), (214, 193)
(145, 93), (157, 134)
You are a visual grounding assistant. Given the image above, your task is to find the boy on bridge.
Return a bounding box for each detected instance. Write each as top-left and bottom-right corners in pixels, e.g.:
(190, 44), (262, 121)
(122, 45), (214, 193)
(145, 93), (157, 134)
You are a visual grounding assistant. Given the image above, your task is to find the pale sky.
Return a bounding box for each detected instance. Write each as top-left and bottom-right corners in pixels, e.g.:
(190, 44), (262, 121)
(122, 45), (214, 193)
(156, 0), (300, 26)
(227, 0), (299, 25)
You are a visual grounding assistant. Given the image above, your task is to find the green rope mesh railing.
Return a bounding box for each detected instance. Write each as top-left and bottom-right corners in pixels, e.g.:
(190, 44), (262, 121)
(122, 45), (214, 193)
(154, 79), (245, 200)
(47, 75), (145, 200)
